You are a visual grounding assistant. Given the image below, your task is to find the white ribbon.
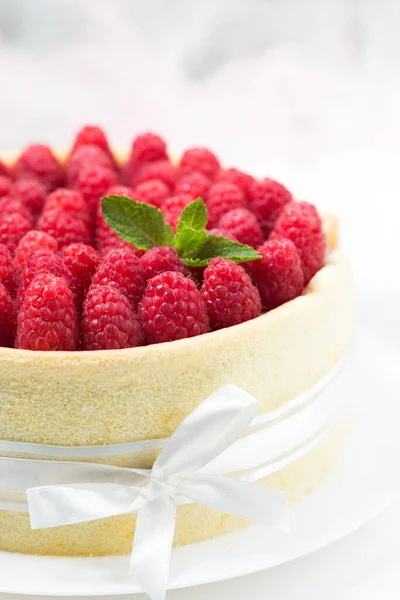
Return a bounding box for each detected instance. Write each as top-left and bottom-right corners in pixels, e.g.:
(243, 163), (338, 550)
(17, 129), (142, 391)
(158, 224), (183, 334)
(26, 385), (290, 600)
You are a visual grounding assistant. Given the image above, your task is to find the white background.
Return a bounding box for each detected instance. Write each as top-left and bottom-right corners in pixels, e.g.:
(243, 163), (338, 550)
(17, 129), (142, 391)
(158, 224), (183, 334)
(0, 1), (399, 598)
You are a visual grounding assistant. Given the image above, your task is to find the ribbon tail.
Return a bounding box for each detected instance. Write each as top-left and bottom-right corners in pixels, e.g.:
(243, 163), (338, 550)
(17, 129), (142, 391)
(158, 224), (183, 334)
(131, 494), (176, 600)
(176, 474), (290, 532)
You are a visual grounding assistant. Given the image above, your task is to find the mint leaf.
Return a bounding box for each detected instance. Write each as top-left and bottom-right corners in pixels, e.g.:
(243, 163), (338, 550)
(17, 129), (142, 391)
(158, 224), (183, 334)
(184, 234), (261, 267)
(176, 198), (207, 234)
(174, 198), (208, 255)
(102, 196), (174, 250)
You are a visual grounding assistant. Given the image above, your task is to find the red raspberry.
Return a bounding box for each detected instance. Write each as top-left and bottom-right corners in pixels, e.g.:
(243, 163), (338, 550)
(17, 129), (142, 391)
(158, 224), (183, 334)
(17, 248), (73, 308)
(175, 171), (211, 200)
(270, 201), (326, 284)
(215, 168), (255, 198)
(14, 231), (58, 275)
(39, 210), (91, 249)
(132, 179), (169, 209)
(62, 243), (100, 310)
(11, 178), (47, 217)
(138, 271), (209, 344)
(122, 133), (168, 185)
(43, 188), (90, 226)
(0, 244), (19, 297)
(201, 257), (261, 330)
(0, 176), (12, 197)
(206, 182), (247, 228)
(91, 248), (145, 309)
(251, 239), (304, 311)
(16, 272), (78, 351)
(13, 145), (64, 191)
(72, 125), (113, 159)
(162, 194), (192, 231)
(180, 147), (220, 180)
(132, 160), (179, 191)
(103, 185), (135, 200)
(218, 208), (264, 247)
(207, 228), (238, 242)
(130, 132), (168, 164)
(74, 164), (118, 218)
(0, 161), (11, 178)
(0, 196), (33, 225)
(140, 247), (186, 281)
(248, 178), (292, 237)
(82, 285), (143, 350)
(67, 144), (114, 186)
(0, 213), (31, 254)
(0, 283), (17, 347)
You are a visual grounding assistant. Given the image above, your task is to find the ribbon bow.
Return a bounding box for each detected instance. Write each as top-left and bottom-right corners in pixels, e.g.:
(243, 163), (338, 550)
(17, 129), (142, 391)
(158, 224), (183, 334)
(27, 385), (290, 600)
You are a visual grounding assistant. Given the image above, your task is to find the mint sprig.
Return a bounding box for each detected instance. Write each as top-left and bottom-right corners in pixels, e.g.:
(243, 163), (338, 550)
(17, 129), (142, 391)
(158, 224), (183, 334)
(101, 195), (261, 266)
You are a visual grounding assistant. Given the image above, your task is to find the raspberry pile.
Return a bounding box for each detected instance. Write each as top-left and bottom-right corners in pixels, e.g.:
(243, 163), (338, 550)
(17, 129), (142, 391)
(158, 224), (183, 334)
(0, 127), (326, 351)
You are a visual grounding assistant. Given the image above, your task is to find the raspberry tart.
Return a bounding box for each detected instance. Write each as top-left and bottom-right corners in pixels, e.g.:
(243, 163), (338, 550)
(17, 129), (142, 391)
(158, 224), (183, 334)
(0, 128), (353, 557)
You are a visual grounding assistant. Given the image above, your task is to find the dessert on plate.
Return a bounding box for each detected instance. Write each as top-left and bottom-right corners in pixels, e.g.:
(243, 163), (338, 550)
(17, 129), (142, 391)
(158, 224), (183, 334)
(0, 127), (353, 556)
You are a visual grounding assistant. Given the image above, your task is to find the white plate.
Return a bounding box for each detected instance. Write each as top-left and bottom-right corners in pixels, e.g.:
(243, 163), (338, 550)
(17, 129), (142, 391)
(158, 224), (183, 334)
(0, 290), (398, 596)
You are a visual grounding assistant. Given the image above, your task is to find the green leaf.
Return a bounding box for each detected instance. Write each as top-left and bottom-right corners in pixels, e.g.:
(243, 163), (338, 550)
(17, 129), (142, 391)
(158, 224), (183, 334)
(102, 196), (174, 250)
(184, 234), (261, 267)
(174, 198), (208, 255)
(176, 198), (208, 234)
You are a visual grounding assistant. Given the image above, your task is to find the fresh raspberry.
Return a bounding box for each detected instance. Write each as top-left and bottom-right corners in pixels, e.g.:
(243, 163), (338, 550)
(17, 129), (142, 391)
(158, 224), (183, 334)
(175, 171), (211, 201)
(17, 248), (73, 308)
(74, 164), (118, 217)
(215, 168), (255, 198)
(208, 228), (238, 242)
(62, 243), (100, 310)
(0, 161), (11, 178)
(91, 248), (145, 309)
(132, 179), (169, 208)
(251, 239), (304, 311)
(11, 178), (47, 217)
(72, 125), (113, 159)
(82, 285), (143, 350)
(138, 271), (209, 344)
(206, 182), (247, 228)
(140, 247), (186, 281)
(43, 188), (90, 226)
(248, 178), (292, 237)
(0, 196), (33, 225)
(14, 231), (58, 275)
(270, 201), (326, 284)
(103, 185), (135, 200)
(0, 283), (16, 347)
(131, 132), (168, 163)
(0, 176), (12, 197)
(13, 144), (64, 191)
(67, 144), (114, 186)
(0, 213), (31, 254)
(122, 133), (168, 185)
(218, 208), (264, 247)
(0, 244), (19, 297)
(180, 147), (220, 180)
(16, 273), (78, 351)
(132, 160), (179, 191)
(201, 257), (261, 330)
(162, 194), (192, 231)
(39, 210), (91, 249)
